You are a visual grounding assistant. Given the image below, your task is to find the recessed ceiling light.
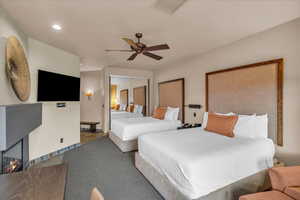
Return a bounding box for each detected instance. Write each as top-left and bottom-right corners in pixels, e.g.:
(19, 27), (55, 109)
(52, 24), (62, 31)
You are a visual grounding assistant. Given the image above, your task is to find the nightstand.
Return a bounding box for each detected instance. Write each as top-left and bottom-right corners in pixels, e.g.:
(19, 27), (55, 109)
(274, 160), (285, 168)
(177, 123), (201, 130)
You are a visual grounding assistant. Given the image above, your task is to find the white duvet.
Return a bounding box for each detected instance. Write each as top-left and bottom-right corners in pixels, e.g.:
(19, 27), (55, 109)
(139, 128), (275, 199)
(111, 117), (181, 141)
(111, 111), (143, 119)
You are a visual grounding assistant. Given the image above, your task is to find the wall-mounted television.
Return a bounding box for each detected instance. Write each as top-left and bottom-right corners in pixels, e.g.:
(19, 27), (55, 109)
(37, 70), (80, 101)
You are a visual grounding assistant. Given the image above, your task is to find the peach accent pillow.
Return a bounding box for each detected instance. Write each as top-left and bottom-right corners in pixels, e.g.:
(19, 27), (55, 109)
(127, 105), (134, 112)
(152, 107), (167, 120)
(205, 113), (238, 137)
(126, 105), (130, 112)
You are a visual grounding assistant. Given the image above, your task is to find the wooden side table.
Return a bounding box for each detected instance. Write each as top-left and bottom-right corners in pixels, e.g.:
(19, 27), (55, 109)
(80, 121), (100, 132)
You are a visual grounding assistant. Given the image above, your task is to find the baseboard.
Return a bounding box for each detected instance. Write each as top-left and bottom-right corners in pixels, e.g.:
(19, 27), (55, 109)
(28, 143), (81, 167)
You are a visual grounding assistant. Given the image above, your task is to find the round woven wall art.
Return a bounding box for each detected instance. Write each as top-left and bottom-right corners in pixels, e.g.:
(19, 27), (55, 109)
(5, 36), (31, 101)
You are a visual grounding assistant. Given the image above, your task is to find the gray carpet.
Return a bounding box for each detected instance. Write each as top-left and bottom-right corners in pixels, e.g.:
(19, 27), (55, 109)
(63, 137), (164, 200)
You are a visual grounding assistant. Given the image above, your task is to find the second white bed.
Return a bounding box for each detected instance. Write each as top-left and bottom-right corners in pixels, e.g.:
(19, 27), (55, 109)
(111, 117), (181, 141)
(138, 128), (275, 199)
(111, 111), (143, 119)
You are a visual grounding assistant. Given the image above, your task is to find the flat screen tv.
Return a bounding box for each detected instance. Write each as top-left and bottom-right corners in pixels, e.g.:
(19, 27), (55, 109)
(37, 70), (80, 101)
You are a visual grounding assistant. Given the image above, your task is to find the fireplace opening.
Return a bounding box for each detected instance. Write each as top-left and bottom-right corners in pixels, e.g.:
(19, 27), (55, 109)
(1, 140), (23, 174)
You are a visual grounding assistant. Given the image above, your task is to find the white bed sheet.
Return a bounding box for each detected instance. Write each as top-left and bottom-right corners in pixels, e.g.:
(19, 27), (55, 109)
(111, 111), (143, 119)
(139, 128), (275, 199)
(111, 117), (181, 141)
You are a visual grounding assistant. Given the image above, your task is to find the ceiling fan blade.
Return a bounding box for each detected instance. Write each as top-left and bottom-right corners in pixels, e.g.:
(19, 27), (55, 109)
(127, 53), (138, 61)
(105, 49), (134, 52)
(122, 38), (138, 49)
(143, 51), (162, 60)
(144, 44), (170, 51)
(154, 0), (187, 14)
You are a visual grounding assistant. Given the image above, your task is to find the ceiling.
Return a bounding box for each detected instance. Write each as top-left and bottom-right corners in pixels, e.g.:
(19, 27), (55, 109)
(1, 0), (299, 70)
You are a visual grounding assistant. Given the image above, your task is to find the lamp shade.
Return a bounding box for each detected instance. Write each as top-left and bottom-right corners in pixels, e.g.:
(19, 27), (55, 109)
(84, 90), (93, 97)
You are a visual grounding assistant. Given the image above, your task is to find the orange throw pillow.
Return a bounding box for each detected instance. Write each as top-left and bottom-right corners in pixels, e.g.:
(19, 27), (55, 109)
(205, 113), (238, 137)
(115, 104), (120, 110)
(127, 105), (134, 112)
(126, 105), (131, 112)
(130, 105), (134, 112)
(152, 107), (167, 120)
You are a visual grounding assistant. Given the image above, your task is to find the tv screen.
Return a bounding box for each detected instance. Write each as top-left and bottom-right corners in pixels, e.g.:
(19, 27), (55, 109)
(37, 70), (80, 101)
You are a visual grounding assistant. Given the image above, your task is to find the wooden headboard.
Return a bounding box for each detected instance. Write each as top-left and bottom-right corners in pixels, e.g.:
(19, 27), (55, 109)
(133, 86), (147, 115)
(158, 78), (185, 122)
(205, 59), (284, 146)
(120, 89), (129, 105)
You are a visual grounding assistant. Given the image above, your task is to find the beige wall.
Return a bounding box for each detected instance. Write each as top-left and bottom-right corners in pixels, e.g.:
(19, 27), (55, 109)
(0, 7), (80, 160)
(154, 18), (300, 165)
(80, 70), (104, 129)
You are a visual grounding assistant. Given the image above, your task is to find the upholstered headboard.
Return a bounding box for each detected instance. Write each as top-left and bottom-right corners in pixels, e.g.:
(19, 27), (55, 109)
(205, 59), (284, 146)
(158, 78), (185, 122)
(133, 86), (147, 115)
(120, 89), (128, 105)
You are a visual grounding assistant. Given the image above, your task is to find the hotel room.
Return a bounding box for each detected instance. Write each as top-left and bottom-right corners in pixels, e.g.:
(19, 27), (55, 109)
(0, 1), (300, 200)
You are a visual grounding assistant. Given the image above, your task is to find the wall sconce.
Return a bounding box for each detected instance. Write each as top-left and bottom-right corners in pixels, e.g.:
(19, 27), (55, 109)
(85, 90), (93, 100)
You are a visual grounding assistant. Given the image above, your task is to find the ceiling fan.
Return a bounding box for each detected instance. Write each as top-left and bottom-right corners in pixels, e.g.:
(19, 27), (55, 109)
(105, 33), (170, 61)
(154, 0), (187, 14)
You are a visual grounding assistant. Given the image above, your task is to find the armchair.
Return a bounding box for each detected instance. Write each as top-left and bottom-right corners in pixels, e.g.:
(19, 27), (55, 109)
(240, 166), (300, 200)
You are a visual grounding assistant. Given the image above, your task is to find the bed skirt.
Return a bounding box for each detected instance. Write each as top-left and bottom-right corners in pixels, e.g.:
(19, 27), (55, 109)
(135, 152), (268, 200)
(109, 132), (138, 152)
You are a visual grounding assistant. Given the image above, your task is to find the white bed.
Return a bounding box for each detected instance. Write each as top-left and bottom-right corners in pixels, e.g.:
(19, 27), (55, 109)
(110, 117), (181, 152)
(112, 117), (181, 141)
(111, 110), (143, 119)
(138, 127), (275, 199)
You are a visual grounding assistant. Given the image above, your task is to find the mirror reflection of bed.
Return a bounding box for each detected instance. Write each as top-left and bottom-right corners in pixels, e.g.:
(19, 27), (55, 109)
(109, 78), (184, 153)
(110, 76), (149, 123)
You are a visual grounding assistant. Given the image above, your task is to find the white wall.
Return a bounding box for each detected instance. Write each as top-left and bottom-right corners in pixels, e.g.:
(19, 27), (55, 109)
(0, 7), (80, 160)
(154, 18), (300, 165)
(80, 70), (104, 129)
(28, 39), (80, 160)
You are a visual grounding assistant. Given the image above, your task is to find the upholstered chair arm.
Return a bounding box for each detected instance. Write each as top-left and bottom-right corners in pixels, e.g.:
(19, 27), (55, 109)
(269, 166), (300, 192)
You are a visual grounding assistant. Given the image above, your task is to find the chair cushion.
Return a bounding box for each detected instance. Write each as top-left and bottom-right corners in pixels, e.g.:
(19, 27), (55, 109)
(285, 187), (300, 200)
(239, 191), (294, 200)
(269, 166), (300, 192)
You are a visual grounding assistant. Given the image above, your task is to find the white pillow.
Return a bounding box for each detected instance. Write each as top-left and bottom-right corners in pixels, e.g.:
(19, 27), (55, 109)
(121, 104), (127, 111)
(234, 114), (256, 138)
(133, 105), (139, 113)
(164, 107), (179, 121)
(253, 114), (268, 139)
(137, 105), (143, 114)
(202, 112), (235, 129)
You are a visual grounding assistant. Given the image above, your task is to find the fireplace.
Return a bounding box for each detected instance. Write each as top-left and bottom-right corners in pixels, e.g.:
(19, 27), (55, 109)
(0, 103), (42, 175)
(1, 139), (24, 174)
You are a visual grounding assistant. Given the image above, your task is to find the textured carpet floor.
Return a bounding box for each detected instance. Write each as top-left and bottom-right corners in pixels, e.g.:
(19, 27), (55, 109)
(80, 131), (107, 144)
(63, 137), (164, 200)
